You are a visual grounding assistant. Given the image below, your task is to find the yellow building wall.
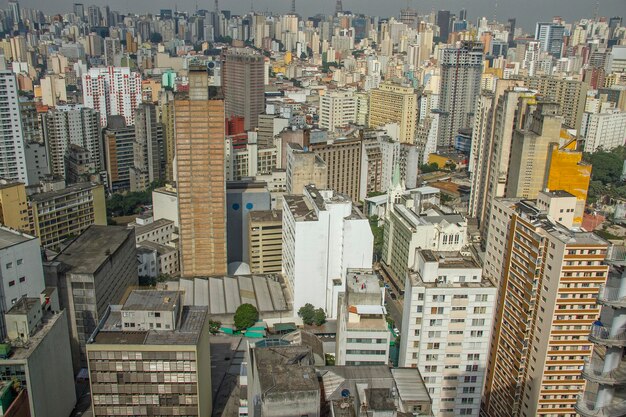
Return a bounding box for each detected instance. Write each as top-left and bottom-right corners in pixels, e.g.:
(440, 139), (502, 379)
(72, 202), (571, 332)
(92, 184), (107, 225)
(0, 182), (31, 232)
(428, 154), (450, 168)
(545, 144), (591, 225)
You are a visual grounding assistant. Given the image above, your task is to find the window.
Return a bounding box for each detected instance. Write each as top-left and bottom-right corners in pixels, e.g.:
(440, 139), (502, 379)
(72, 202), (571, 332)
(475, 294), (488, 302)
(470, 330), (484, 338)
(431, 307), (444, 314)
(416, 306), (423, 313)
(433, 295), (446, 302)
(430, 319), (442, 326)
(5, 262), (12, 269)
(16, 259), (22, 265)
(18, 277), (25, 283)
(467, 354), (480, 360)
(472, 319), (485, 326)
(8, 281), (15, 287)
(474, 307), (487, 314)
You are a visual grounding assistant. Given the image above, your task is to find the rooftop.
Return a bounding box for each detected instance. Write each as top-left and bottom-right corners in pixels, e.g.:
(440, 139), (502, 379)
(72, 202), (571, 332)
(346, 270), (380, 294)
(390, 368), (431, 404)
(29, 182), (100, 202)
(542, 189), (576, 198)
(249, 209), (282, 223)
(1, 310), (64, 361)
(153, 186), (177, 197)
(6, 297), (40, 315)
(258, 364), (319, 394)
(92, 305), (207, 346)
(122, 290), (181, 312)
(54, 226), (133, 274)
(137, 240), (177, 255)
(133, 218), (174, 237)
(0, 227), (34, 250)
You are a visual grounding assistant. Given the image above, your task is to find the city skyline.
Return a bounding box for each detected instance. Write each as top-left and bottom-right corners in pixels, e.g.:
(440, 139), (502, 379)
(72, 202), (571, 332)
(10, 0), (625, 32)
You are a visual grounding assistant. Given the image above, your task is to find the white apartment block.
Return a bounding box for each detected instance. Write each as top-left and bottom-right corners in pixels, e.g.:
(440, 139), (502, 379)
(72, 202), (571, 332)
(581, 109), (626, 152)
(319, 90), (357, 131)
(399, 249), (496, 417)
(336, 269), (390, 366)
(82, 66), (142, 127)
(0, 70), (28, 184)
(282, 185), (373, 318)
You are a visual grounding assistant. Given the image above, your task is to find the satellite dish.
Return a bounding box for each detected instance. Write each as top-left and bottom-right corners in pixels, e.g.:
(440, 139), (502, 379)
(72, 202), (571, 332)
(341, 389), (350, 398)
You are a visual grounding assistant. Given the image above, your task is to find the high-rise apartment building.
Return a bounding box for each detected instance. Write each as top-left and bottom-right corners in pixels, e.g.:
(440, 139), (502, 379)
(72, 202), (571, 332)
(0, 180), (31, 232)
(103, 116), (136, 192)
(45, 225), (138, 369)
(175, 65), (227, 277)
(576, 264), (626, 417)
(86, 290), (211, 417)
(310, 137), (362, 201)
(223, 49), (265, 131)
(399, 249), (497, 417)
(130, 103), (164, 192)
(482, 196), (609, 417)
(248, 210), (282, 274)
(368, 83), (417, 144)
(0, 70), (28, 184)
(581, 109), (626, 152)
(438, 41), (483, 147)
(535, 22), (565, 58)
(519, 75), (588, 131)
(43, 105), (101, 179)
(82, 66), (142, 127)
(506, 102), (562, 199)
(30, 181), (107, 249)
(336, 269), (390, 366)
(282, 185), (373, 317)
(319, 90), (357, 131)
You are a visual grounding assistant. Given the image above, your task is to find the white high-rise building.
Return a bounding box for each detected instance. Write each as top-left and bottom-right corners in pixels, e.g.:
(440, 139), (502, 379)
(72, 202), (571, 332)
(282, 184), (373, 318)
(0, 70), (28, 184)
(399, 249), (496, 417)
(581, 109), (626, 152)
(82, 66), (142, 127)
(319, 90), (357, 131)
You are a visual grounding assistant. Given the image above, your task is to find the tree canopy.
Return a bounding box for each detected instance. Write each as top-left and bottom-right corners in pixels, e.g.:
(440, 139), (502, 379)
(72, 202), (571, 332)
(234, 303), (259, 330)
(298, 303), (326, 326)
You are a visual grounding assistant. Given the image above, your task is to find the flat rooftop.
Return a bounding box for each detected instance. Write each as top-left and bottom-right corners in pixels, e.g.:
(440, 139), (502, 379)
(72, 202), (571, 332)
(0, 227), (33, 250)
(122, 290), (181, 312)
(7, 297), (40, 315)
(284, 194), (318, 221)
(133, 218), (174, 236)
(54, 226), (133, 274)
(391, 368), (431, 404)
(421, 250), (480, 269)
(153, 186), (177, 197)
(542, 189), (576, 198)
(92, 306), (207, 346)
(249, 210), (282, 223)
(138, 240), (177, 255)
(165, 275), (289, 314)
(346, 270), (380, 294)
(1, 311), (64, 361)
(29, 182), (100, 202)
(258, 364), (319, 394)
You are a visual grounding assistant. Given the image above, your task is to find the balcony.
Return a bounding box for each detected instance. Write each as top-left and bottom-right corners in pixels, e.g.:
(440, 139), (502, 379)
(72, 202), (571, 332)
(582, 356), (626, 385)
(597, 285), (626, 309)
(575, 392), (626, 417)
(589, 325), (626, 348)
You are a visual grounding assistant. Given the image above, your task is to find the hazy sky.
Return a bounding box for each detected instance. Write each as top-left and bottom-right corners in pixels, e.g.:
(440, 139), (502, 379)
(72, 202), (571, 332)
(13, 0), (626, 32)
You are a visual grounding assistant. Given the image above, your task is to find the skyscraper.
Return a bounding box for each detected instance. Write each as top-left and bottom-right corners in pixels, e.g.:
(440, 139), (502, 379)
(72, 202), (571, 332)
(223, 49), (265, 131)
(506, 18), (516, 46)
(482, 195), (609, 417)
(368, 82), (417, 144)
(436, 10), (451, 42)
(73, 3), (85, 21)
(130, 103), (164, 192)
(82, 67), (142, 127)
(175, 64), (227, 276)
(535, 22), (565, 58)
(0, 71), (28, 184)
(438, 41), (483, 147)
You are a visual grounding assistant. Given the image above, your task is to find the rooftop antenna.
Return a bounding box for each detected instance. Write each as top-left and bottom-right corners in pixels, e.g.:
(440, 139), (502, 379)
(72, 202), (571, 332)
(214, 0), (219, 13)
(291, 0), (296, 14)
(593, 0), (600, 21)
(493, 0), (498, 23)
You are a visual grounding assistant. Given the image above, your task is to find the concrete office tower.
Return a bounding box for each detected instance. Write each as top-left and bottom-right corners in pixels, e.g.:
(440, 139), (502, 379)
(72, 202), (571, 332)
(482, 197), (609, 417)
(175, 65), (227, 277)
(336, 269), (390, 366)
(0, 180), (30, 232)
(44, 225), (138, 369)
(506, 102), (562, 199)
(86, 290), (211, 417)
(399, 249), (496, 417)
(159, 90), (176, 182)
(368, 82), (417, 144)
(436, 10), (451, 42)
(438, 41), (483, 147)
(286, 143), (328, 194)
(226, 181), (271, 265)
(576, 265), (626, 417)
(103, 116), (135, 192)
(0, 71), (28, 184)
(248, 210), (282, 274)
(43, 105), (101, 179)
(73, 3), (85, 21)
(0, 227), (46, 337)
(319, 90), (357, 131)
(223, 49), (265, 131)
(520, 76), (588, 131)
(30, 182), (107, 249)
(0, 296), (76, 417)
(581, 109), (626, 152)
(535, 22), (565, 58)
(65, 144), (95, 184)
(310, 138), (362, 202)
(282, 185), (373, 318)
(130, 103), (164, 192)
(257, 114), (289, 149)
(82, 66), (142, 127)
(382, 178), (467, 291)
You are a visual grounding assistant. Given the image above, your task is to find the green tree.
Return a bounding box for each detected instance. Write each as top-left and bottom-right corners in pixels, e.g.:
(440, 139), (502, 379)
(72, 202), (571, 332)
(234, 303), (259, 330)
(298, 303), (316, 325)
(313, 308), (326, 326)
(368, 215), (384, 261)
(209, 320), (222, 334)
(419, 162), (440, 173)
